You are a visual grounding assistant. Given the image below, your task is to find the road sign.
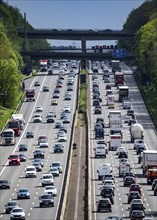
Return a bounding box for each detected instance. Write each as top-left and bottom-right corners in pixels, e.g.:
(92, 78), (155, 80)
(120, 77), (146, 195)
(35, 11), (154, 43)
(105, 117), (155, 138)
(112, 48), (126, 58)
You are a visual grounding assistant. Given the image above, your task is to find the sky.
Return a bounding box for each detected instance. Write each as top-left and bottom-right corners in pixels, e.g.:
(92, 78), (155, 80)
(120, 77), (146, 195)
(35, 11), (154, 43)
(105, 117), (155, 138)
(6, 0), (146, 47)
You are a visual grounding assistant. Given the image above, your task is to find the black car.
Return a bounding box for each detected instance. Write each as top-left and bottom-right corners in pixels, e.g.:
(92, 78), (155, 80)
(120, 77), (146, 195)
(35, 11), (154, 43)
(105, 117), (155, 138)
(0, 180), (10, 189)
(33, 150), (45, 159)
(118, 151), (128, 159)
(127, 191), (141, 204)
(19, 154), (26, 162)
(152, 179), (157, 190)
(26, 131), (34, 138)
(130, 210), (145, 220)
(129, 203), (146, 217)
(124, 176), (136, 187)
(97, 198), (112, 212)
(54, 144), (64, 153)
(101, 191), (114, 204)
(100, 185), (115, 197)
(39, 194), (54, 207)
(18, 144), (28, 151)
(123, 172), (135, 180)
(5, 201), (18, 214)
(46, 115), (55, 123)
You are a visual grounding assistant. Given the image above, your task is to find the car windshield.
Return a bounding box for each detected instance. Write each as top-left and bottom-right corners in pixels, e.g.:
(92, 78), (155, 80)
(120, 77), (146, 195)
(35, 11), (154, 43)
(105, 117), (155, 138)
(100, 199), (109, 204)
(52, 163), (60, 167)
(43, 175), (52, 179)
(19, 189), (28, 192)
(0, 180), (7, 183)
(7, 202), (17, 206)
(41, 195), (51, 199)
(27, 168), (35, 171)
(12, 209), (23, 213)
(9, 155), (18, 159)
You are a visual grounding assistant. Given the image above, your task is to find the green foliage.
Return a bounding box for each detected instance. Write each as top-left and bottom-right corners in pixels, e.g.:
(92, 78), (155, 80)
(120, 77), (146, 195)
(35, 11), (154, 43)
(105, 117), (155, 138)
(79, 83), (87, 113)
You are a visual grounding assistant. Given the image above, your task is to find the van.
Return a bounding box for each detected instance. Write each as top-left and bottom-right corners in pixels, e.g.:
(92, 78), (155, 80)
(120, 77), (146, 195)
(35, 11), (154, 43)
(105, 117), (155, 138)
(97, 163), (112, 180)
(94, 145), (106, 158)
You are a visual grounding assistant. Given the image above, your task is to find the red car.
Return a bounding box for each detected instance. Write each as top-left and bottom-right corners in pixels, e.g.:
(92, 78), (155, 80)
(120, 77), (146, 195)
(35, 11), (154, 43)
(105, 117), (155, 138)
(56, 83), (62, 88)
(8, 155), (20, 166)
(129, 184), (142, 195)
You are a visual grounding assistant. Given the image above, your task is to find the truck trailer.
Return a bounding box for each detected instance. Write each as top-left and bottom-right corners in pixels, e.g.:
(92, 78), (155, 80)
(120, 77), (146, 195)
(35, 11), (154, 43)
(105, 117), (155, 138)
(141, 150), (157, 175)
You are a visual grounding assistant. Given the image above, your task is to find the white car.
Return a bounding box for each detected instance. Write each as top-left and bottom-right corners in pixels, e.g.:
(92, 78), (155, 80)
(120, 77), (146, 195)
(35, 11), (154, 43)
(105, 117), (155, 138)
(39, 140), (49, 148)
(33, 114), (42, 123)
(35, 106), (43, 112)
(124, 115), (132, 123)
(103, 180), (115, 190)
(51, 162), (63, 173)
(10, 207), (25, 220)
(44, 185), (57, 196)
(134, 139), (145, 149)
(41, 173), (54, 187)
(58, 131), (67, 142)
(25, 165), (37, 178)
(63, 104), (71, 113)
(116, 146), (127, 155)
(49, 167), (60, 177)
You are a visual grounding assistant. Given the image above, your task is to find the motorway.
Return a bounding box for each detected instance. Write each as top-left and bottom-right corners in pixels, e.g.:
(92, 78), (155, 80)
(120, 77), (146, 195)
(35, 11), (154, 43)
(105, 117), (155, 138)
(0, 63), (79, 220)
(89, 61), (157, 219)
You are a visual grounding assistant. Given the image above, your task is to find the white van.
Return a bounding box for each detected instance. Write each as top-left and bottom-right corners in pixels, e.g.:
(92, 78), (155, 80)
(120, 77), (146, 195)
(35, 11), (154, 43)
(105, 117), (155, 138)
(94, 145), (106, 158)
(97, 163), (112, 180)
(119, 162), (131, 177)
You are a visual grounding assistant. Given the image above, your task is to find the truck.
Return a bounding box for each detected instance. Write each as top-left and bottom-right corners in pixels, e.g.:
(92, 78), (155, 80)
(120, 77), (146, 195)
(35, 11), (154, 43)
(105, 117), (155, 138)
(111, 60), (121, 73)
(119, 162), (131, 177)
(97, 163), (112, 180)
(26, 89), (35, 102)
(141, 150), (157, 175)
(118, 86), (129, 102)
(40, 59), (48, 71)
(108, 110), (122, 135)
(130, 123), (144, 143)
(147, 168), (157, 184)
(115, 71), (124, 87)
(109, 134), (122, 151)
(106, 95), (115, 106)
(7, 119), (21, 136)
(11, 114), (25, 130)
(1, 129), (15, 146)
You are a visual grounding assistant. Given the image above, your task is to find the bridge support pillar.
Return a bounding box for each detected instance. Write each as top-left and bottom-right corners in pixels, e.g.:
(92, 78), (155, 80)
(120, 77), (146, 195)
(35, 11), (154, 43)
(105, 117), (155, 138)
(23, 55), (32, 75)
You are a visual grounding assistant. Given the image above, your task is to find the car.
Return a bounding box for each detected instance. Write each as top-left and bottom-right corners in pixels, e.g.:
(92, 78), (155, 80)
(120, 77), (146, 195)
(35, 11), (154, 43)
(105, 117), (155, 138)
(33, 150), (45, 159)
(43, 85), (49, 92)
(16, 188), (30, 199)
(18, 143), (28, 151)
(116, 146), (127, 155)
(54, 88), (60, 93)
(46, 114), (55, 123)
(19, 154), (26, 162)
(58, 132), (67, 142)
(8, 154), (20, 166)
(63, 104), (71, 113)
(25, 165), (37, 178)
(106, 84), (111, 90)
(108, 103), (115, 109)
(124, 115), (133, 123)
(32, 162), (42, 171)
(127, 191), (141, 204)
(55, 121), (63, 129)
(129, 184), (142, 195)
(97, 198), (112, 212)
(123, 172), (135, 180)
(134, 139), (145, 150)
(67, 86), (73, 91)
(49, 167), (60, 177)
(26, 131), (34, 138)
(60, 112), (68, 119)
(38, 135), (48, 145)
(35, 106), (43, 112)
(118, 151), (128, 159)
(51, 99), (58, 105)
(105, 215), (122, 220)
(39, 140), (49, 148)
(52, 93), (60, 98)
(39, 194), (54, 208)
(102, 174), (115, 183)
(103, 180), (115, 190)
(41, 173), (54, 187)
(0, 179), (10, 189)
(64, 94), (71, 100)
(10, 207), (25, 220)
(33, 158), (44, 167)
(5, 201), (18, 214)
(129, 202), (146, 217)
(54, 144), (64, 153)
(62, 116), (70, 124)
(104, 78), (110, 83)
(119, 158), (129, 165)
(51, 162), (63, 173)
(106, 90), (112, 96)
(130, 210), (145, 220)
(56, 83), (62, 88)
(34, 81), (40, 86)
(44, 185), (57, 196)
(154, 185), (157, 195)
(123, 176), (136, 187)
(33, 114), (42, 123)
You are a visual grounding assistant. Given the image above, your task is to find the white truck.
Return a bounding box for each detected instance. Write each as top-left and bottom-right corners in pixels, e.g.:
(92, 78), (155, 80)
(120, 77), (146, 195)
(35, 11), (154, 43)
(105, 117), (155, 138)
(97, 163), (112, 180)
(109, 134), (122, 151)
(130, 123), (144, 143)
(141, 150), (157, 175)
(94, 145), (106, 158)
(108, 110), (122, 135)
(11, 114), (25, 130)
(1, 128), (15, 145)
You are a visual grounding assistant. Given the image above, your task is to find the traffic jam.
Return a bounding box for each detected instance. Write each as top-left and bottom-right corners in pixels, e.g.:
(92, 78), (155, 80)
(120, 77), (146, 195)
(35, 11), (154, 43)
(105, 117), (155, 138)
(90, 60), (157, 220)
(0, 59), (78, 220)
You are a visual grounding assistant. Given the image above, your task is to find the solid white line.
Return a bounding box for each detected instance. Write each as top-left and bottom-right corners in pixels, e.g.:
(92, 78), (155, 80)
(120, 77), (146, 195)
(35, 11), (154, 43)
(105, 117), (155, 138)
(74, 127), (82, 220)
(0, 73), (48, 177)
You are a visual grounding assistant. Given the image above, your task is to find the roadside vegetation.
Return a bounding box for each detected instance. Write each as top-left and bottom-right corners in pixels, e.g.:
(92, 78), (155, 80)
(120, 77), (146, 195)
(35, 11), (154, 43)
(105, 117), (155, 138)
(78, 69), (88, 114)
